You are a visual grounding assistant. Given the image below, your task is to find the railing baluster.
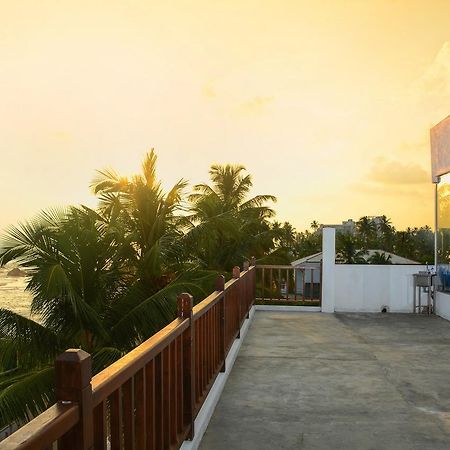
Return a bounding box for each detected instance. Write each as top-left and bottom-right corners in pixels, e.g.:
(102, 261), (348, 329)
(135, 368), (146, 450)
(233, 267), (241, 338)
(261, 267), (265, 301)
(122, 378), (134, 450)
(195, 319), (200, 404)
(176, 336), (183, 434)
(93, 401), (107, 450)
(278, 268), (281, 301)
(170, 340), (177, 445)
(109, 389), (122, 450)
(270, 268), (273, 301)
(286, 268), (289, 301)
(145, 360), (155, 450)
(217, 275), (226, 372)
(162, 347), (170, 450)
(302, 269), (306, 302)
(294, 268), (297, 301)
(208, 307), (213, 381)
(178, 293), (195, 440)
(154, 354), (163, 450)
(201, 315), (206, 394)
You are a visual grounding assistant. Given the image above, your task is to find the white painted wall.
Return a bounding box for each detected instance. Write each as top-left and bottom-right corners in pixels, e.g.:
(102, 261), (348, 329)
(435, 291), (450, 320)
(334, 264), (427, 313)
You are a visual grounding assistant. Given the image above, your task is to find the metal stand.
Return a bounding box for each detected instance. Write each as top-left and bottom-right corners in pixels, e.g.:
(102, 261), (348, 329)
(413, 273), (435, 314)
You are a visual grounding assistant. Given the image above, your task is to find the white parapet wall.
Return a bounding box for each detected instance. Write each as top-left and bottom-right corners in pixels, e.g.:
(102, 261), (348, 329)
(334, 264), (427, 313)
(435, 291), (450, 321)
(321, 227), (427, 313)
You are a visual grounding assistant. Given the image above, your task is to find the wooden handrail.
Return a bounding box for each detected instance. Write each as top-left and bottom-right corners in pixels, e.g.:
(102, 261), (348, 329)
(192, 290), (223, 319)
(91, 317), (189, 406)
(0, 403), (79, 450)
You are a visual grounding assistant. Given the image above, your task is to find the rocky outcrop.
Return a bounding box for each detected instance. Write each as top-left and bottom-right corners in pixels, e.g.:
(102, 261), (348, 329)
(6, 268), (27, 277)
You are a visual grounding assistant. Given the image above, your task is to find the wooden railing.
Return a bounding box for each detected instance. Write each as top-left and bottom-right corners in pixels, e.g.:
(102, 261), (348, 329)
(0, 262), (256, 450)
(256, 264), (321, 303)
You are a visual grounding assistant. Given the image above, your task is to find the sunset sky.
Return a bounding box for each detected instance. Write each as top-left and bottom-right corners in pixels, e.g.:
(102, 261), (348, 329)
(2, 0), (450, 232)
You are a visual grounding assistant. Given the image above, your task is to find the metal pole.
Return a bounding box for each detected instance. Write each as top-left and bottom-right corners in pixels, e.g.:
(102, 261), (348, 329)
(435, 180), (439, 270)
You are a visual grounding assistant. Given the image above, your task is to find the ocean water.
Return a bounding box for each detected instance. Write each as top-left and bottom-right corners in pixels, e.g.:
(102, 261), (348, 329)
(0, 267), (32, 318)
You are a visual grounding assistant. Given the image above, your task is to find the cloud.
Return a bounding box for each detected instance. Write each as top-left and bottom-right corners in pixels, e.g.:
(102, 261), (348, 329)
(367, 157), (429, 185)
(238, 96), (274, 116)
(413, 42), (450, 99)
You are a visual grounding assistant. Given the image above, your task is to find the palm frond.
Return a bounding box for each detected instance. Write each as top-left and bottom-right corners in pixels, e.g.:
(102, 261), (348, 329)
(109, 270), (218, 349)
(0, 309), (61, 369)
(0, 367), (54, 427)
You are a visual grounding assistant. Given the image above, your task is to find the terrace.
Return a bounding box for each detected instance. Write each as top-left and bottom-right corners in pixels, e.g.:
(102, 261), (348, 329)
(2, 225), (450, 450)
(199, 311), (450, 450)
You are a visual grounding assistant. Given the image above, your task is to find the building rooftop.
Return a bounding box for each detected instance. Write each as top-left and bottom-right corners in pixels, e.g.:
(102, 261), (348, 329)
(199, 311), (450, 450)
(292, 249), (420, 265)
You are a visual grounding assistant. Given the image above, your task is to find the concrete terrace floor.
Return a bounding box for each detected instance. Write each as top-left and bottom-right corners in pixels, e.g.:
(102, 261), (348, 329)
(199, 311), (450, 450)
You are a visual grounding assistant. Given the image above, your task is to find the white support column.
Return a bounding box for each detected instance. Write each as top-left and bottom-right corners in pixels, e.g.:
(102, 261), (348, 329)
(321, 227), (336, 313)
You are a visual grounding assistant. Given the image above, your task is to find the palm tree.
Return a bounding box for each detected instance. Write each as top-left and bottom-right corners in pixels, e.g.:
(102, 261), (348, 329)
(0, 153), (217, 428)
(377, 215), (395, 251)
(185, 164), (277, 270)
(310, 220), (320, 232)
(91, 150), (188, 291)
(336, 234), (367, 264)
(356, 216), (377, 250)
(272, 221), (296, 249)
(368, 251), (392, 264)
(394, 229), (416, 261)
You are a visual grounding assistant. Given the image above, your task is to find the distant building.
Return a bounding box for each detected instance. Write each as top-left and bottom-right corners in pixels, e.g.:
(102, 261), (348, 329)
(319, 219), (356, 235)
(319, 216), (386, 236)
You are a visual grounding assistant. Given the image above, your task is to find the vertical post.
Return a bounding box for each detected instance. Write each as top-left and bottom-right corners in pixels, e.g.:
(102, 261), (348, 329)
(319, 261), (323, 304)
(243, 261), (250, 317)
(178, 293), (195, 440)
(216, 275), (226, 372)
(321, 227), (336, 313)
(56, 349), (93, 450)
(232, 266), (241, 337)
(435, 181), (439, 271)
(251, 259), (256, 306)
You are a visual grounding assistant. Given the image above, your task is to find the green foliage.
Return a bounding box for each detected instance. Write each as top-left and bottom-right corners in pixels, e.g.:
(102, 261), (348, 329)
(185, 164), (279, 270)
(367, 251), (392, 265)
(336, 234), (367, 264)
(274, 215), (434, 265)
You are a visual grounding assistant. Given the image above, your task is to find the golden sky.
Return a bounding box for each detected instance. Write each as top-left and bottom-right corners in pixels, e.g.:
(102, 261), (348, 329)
(1, 0), (450, 232)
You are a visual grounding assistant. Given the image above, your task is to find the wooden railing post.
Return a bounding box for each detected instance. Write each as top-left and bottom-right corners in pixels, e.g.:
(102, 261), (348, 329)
(55, 349), (93, 450)
(243, 261), (250, 317)
(216, 275), (226, 372)
(232, 266), (241, 338)
(251, 257), (256, 306)
(178, 293), (195, 440)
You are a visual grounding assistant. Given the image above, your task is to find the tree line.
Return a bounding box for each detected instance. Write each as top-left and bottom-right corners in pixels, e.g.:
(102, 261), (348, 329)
(273, 216), (434, 264)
